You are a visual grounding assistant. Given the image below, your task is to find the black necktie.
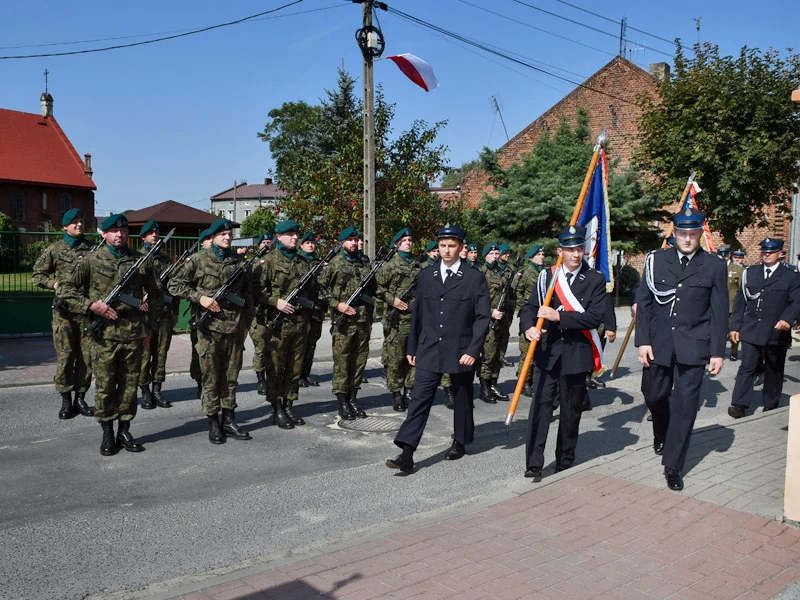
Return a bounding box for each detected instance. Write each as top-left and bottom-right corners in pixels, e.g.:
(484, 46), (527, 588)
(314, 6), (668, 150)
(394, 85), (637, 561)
(680, 256), (689, 270)
(766, 268), (773, 279)
(444, 268), (453, 283)
(565, 272), (573, 286)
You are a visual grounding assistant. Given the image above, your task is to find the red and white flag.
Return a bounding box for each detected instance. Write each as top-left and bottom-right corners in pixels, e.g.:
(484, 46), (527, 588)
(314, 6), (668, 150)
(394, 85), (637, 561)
(384, 53), (439, 92)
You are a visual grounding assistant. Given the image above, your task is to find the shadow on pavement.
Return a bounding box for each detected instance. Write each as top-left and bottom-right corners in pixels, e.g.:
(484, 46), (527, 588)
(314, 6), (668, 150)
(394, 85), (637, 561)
(700, 377), (726, 409)
(236, 573), (361, 599)
(576, 402), (646, 468)
(683, 424), (735, 474)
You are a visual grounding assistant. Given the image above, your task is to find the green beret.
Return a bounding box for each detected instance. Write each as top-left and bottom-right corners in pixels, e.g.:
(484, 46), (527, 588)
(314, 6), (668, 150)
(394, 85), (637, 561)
(100, 213), (128, 231)
(392, 227), (412, 247)
(61, 208), (83, 227)
(299, 232), (316, 244)
(356, 230), (364, 239)
(498, 243), (511, 254)
(482, 243), (499, 257)
(198, 228), (211, 243)
(339, 225), (359, 241)
(526, 244), (543, 259)
(207, 218), (233, 237)
(425, 240), (438, 253)
(274, 220), (300, 234)
(467, 243), (478, 252)
(257, 231), (273, 245)
(139, 220), (159, 237)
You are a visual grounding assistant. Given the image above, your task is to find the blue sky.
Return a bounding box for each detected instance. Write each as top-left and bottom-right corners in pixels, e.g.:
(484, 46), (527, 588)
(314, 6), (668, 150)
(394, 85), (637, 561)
(1, 0), (797, 216)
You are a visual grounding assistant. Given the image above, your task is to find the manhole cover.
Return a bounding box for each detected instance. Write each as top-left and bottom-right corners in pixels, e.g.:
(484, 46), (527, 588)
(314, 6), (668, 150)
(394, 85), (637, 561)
(337, 416), (403, 433)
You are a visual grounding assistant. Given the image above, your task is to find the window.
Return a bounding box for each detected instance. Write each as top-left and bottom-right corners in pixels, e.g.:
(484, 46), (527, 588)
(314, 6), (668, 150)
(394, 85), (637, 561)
(244, 210), (251, 218)
(11, 189), (25, 221)
(60, 193), (72, 219)
(42, 192), (48, 210)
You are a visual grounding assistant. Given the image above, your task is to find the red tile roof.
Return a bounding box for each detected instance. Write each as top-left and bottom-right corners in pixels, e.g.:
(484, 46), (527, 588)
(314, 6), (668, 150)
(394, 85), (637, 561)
(0, 108), (96, 190)
(125, 200), (237, 226)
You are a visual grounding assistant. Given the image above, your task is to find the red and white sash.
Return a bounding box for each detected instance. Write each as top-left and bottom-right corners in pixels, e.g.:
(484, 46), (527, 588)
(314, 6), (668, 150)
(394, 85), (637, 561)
(551, 267), (605, 375)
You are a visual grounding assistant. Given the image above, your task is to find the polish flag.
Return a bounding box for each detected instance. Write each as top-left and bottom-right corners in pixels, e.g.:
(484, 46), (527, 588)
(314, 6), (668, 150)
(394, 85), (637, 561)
(385, 54), (439, 92)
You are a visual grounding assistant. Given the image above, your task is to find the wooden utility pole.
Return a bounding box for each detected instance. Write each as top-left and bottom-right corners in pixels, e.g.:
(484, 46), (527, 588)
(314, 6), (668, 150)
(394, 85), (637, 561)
(362, 1), (376, 260)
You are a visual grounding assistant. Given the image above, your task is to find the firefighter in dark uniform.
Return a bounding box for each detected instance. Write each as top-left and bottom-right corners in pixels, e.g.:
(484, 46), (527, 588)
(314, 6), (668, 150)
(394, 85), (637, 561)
(728, 238), (800, 418)
(635, 208), (728, 491)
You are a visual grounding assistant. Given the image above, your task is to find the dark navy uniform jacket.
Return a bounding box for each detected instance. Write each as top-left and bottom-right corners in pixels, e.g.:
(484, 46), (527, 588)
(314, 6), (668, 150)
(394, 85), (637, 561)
(635, 248), (728, 367)
(407, 260), (490, 374)
(519, 263), (607, 375)
(730, 263), (800, 347)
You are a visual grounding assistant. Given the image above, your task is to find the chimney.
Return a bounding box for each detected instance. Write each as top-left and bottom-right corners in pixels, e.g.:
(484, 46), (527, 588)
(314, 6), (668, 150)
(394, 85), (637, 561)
(649, 62), (670, 82)
(264, 177), (273, 185)
(84, 154), (93, 178)
(40, 92), (54, 117)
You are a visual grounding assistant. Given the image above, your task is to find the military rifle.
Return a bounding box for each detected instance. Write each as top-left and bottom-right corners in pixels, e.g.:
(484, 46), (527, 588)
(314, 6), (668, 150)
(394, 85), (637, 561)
(384, 251), (427, 329)
(332, 246), (396, 326)
(266, 243), (342, 331)
(142, 241), (198, 305)
(88, 238), (105, 253)
(87, 228), (176, 341)
(489, 252), (525, 331)
(191, 242), (269, 330)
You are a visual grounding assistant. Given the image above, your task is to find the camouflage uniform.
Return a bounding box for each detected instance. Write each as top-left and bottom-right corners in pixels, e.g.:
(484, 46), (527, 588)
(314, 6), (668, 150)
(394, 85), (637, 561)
(168, 247), (253, 416)
(139, 247), (179, 388)
(516, 262), (542, 377)
(32, 237), (94, 396)
(727, 261), (745, 359)
(300, 251), (326, 383)
(376, 252), (422, 393)
(480, 262), (514, 380)
(250, 254), (270, 378)
(318, 251), (375, 395)
(61, 244), (163, 422)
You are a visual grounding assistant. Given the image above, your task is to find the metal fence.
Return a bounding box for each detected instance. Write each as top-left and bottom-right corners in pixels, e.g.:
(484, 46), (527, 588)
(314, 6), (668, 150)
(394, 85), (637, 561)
(0, 231), (200, 295)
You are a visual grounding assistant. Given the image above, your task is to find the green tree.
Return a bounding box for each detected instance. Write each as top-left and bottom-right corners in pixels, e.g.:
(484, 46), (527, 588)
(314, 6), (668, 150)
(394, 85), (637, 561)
(442, 159), (479, 188)
(476, 111), (665, 253)
(240, 206), (278, 238)
(635, 42), (800, 241)
(258, 68), (456, 249)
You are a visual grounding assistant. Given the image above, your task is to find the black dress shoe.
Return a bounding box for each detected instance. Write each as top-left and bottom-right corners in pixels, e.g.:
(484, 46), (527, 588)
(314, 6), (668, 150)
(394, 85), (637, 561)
(555, 464), (572, 473)
(592, 379), (606, 389)
(664, 468), (684, 491)
(729, 355), (738, 362)
(728, 405), (746, 419)
(444, 441), (465, 461)
(585, 376), (597, 389)
(386, 453), (414, 473)
(653, 439), (665, 455)
(298, 377), (308, 388)
(524, 468), (542, 481)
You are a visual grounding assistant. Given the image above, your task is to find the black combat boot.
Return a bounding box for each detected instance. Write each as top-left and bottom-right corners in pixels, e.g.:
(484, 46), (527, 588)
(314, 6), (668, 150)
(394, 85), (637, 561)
(59, 392), (77, 420)
(116, 420), (145, 452)
(401, 387), (411, 411)
(140, 384), (156, 410)
(100, 421), (117, 456)
(73, 391), (94, 416)
(522, 371), (534, 397)
(221, 409), (252, 440)
(348, 390), (367, 418)
(284, 399), (305, 426)
(195, 380), (202, 399)
(479, 378), (496, 404)
(298, 375), (308, 388)
(490, 379), (509, 402)
(152, 382), (171, 408)
(256, 370), (267, 395)
(271, 399), (295, 429)
(337, 392), (355, 421)
(444, 387), (455, 410)
(392, 391), (404, 412)
(304, 373), (319, 387)
(208, 414), (226, 444)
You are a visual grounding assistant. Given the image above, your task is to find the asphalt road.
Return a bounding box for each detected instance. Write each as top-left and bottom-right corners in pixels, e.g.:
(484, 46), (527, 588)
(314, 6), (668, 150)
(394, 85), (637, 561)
(2, 319), (798, 600)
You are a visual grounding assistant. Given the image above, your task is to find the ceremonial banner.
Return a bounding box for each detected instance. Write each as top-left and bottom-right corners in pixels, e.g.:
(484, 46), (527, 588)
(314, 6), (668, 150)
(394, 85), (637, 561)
(384, 54), (439, 91)
(684, 181), (715, 252)
(577, 147), (613, 293)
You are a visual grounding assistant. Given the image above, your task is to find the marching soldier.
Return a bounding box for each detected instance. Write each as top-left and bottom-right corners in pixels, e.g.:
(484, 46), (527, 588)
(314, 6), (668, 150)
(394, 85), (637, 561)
(188, 228), (213, 398)
(138, 221), (176, 410)
(728, 238), (800, 418)
(377, 227), (423, 412)
(635, 209), (728, 491)
(260, 220), (314, 429)
(32, 208), (95, 419)
(725, 248), (745, 361)
(60, 214), (163, 455)
(318, 225), (375, 420)
(516, 245), (544, 396)
(478, 243), (510, 403)
(250, 231), (273, 396)
(168, 219), (254, 445)
(299, 232), (325, 388)
(424, 240), (439, 266)
(520, 226), (607, 480)
(465, 243), (479, 266)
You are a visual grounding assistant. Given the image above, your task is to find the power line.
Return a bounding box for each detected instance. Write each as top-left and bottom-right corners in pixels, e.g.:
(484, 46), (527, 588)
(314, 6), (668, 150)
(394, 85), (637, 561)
(511, 0), (618, 40)
(0, 0), (305, 60)
(554, 0), (678, 47)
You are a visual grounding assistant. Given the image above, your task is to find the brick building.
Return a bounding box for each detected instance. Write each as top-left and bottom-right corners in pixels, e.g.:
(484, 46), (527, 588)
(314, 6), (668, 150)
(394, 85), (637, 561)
(0, 93), (95, 231)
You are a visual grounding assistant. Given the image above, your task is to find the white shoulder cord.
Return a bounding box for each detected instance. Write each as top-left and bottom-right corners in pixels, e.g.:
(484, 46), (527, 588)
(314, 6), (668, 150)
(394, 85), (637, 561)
(740, 267), (760, 301)
(644, 251), (677, 316)
(537, 266), (565, 311)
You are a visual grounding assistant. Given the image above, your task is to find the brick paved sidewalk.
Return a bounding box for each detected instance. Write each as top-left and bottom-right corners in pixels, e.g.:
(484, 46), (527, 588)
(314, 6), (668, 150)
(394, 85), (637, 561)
(150, 408), (799, 600)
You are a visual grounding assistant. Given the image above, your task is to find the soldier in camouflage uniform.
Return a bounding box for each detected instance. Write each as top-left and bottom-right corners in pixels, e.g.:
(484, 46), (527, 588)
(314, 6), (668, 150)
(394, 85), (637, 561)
(250, 232), (273, 396)
(298, 232), (324, 388)
(259, 220), (315, 429)
(377, 228), (423, 412)
(727, 249), (746, 361)
(138, 221), (177, 410)
(478, 243), (512, 403)
(318, 225), (375, 420)
(465, 242), (479, 267)
(168, 219), (254, 445)
(496, 243), (516, 369)
(424, 240), (439, 266)
(516, 245), (545, 396)
(61, 214), (162, 455)
(32, 208), (96, 420)
(189, 229), (213, 398)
